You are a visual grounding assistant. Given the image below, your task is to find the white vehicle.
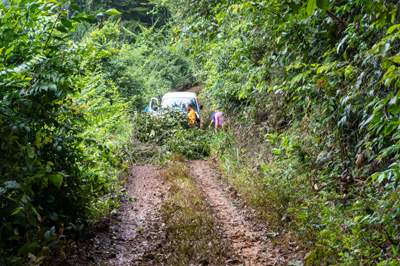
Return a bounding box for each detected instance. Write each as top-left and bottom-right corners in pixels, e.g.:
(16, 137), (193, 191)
(149, 92), (203, 120)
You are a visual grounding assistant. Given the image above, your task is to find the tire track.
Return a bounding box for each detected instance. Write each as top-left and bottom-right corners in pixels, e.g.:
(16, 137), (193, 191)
(189, 160), (306, 266)
(189, 160), (273, 265)
(67, 165), (167, 266)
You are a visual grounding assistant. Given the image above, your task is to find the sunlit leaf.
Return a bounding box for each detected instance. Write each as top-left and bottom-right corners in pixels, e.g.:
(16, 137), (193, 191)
(387, 24), (400, 35)
(4, 181), (21, 190)
(105, 8), (121, 15)
(379, 43), (391, 57)
(26, 146), (35, 158)
(11, 208), (21, 216)
(307, 0), (317, 16)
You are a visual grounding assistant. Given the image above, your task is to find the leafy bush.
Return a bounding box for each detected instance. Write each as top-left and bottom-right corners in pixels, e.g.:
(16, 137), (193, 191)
(208, 117), (400, 264)
(130, 110), (209, 161)
(0, 1), (127, 263)
(160, 0), (400, 264)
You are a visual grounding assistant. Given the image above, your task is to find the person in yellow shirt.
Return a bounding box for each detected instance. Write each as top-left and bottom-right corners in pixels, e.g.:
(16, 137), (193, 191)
(186, 104), (196, 125)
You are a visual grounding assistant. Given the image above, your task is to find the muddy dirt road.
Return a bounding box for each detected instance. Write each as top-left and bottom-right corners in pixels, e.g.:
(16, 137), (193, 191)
(67, 165), (167, 265)
(189, 161), (305, 265)
(68, 161), (305, 265)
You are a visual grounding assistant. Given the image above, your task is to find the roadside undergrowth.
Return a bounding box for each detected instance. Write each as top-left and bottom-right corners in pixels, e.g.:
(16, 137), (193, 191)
(209, 117), (400, 264)
(159, 154), (228, 265)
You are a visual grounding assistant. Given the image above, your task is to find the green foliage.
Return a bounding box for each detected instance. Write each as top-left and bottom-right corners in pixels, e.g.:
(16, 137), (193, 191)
(161, 0), (400, 264)
(132, 110), (191, 144)
(84, 21), (195, 110)
(166, 127), (210, 160)
(0, 0), (128, 263)
(75, 0), (169, 27)
(130, 110), (209, 161)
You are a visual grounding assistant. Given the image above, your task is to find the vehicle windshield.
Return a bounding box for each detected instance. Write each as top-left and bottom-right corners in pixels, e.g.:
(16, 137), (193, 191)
(161, 97), (198, 113)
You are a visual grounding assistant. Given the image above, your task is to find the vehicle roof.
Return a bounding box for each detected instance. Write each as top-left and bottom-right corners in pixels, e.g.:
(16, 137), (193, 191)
(162, 92), (197, 99)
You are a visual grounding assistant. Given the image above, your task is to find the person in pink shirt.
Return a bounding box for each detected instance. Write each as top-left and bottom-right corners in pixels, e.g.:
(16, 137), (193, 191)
(208, 107), (217, 129)
(214, 111), (226, 131)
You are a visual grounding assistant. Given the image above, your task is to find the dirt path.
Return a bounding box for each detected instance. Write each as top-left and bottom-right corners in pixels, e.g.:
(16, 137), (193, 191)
(189, 161), (271, 265)
(67, 165), (167, 265)
(184, 83), (204, 95)
(67, 161), (304, 265)
(109, 165), (166, 265)
(189, 160), (305, 266)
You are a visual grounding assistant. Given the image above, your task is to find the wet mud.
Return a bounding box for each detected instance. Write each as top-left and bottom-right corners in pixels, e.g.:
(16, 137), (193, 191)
(67, 161), (305, 265)
(189, 160), (306, 266)
(66, 165), (167, 265)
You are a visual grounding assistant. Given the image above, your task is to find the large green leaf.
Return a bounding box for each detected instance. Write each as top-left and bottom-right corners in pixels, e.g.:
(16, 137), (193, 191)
(388, 105), (400, 114)
(386, 24), (400, 35)
(307, 0), (317, 16)
(316, 0), (329, 10)
(49, 174), (63, 189)
(61, 18), (73, 28)
(70, 4), (82, 12)
(105, 9), (121, 15)
(26, 146), (35, 159)
(379, 43), (390, 57)
(56, 26), (68, 33)
(4, 181), (21, 190)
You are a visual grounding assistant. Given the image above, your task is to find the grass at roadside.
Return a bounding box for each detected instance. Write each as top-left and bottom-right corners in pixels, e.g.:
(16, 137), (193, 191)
(159, 154), (228, 265)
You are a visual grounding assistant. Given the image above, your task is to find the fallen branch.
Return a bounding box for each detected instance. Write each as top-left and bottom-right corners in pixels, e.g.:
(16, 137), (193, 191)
(326, 10), (347, 28)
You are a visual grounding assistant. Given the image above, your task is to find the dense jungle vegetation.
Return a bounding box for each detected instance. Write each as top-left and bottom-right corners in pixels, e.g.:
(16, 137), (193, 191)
(0, 0), (194, 264)
(160, 0), (400, 264)
(2, 0), (400, 265)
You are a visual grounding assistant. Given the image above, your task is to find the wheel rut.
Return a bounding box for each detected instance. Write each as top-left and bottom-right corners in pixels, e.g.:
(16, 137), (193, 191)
(67, 161), (304, 265)
(66, 165), (167, 266)
(189, 160), (273, 265)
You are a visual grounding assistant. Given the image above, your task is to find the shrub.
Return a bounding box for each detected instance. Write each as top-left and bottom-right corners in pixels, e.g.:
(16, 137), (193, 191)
(130, 110), (209, 161)
(0, 2), (126, 263)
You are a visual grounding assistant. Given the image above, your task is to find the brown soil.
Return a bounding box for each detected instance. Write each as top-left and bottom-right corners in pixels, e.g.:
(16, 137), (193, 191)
(66, 161), (305, 265)
(189, 160), (306, 266)
(185, 84), (204, 95)
(65, 165), (167, 265)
